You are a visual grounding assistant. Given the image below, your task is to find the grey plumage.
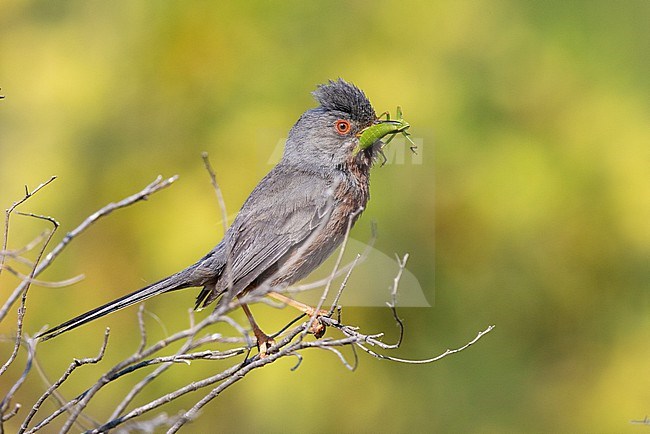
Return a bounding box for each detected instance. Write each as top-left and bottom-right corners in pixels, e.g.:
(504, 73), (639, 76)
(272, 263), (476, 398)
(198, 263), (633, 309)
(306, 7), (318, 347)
(37, 79), (380, 341)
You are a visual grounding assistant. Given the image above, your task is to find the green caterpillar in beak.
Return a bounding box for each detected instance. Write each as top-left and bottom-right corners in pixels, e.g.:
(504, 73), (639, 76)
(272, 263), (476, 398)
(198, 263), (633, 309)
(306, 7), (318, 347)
(355, 106), (416, 156)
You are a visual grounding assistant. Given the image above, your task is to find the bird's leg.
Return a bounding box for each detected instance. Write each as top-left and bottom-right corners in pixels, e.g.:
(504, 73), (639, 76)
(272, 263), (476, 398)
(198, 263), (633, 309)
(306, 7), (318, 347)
(267, 292), (328, 316)
(268, 292), (327, 338)
(241, 303), (275, 357)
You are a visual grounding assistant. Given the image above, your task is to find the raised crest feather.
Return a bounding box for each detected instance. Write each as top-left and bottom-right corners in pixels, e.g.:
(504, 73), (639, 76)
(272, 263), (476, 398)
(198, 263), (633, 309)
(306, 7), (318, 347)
(312, 79), (376, 125)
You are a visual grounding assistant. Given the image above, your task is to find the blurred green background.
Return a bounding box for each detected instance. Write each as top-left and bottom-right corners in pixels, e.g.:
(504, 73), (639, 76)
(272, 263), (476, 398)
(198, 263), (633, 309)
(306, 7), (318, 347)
(1, 1), (649, 432)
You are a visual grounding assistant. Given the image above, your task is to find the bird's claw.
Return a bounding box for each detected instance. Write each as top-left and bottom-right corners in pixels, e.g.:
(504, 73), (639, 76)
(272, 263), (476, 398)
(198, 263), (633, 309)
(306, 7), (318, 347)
(306, 310), (328, 338)
(308, 318), (326, 338)
(253, 329), (276, 358)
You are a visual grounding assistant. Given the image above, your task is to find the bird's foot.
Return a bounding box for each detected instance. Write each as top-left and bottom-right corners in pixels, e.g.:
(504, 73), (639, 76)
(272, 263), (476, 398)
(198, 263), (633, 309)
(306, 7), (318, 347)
(265, 292), (329, 338)
(305, 309), (329, 339)
(308, 316), (327, 338)
(253, 328), (276, 358)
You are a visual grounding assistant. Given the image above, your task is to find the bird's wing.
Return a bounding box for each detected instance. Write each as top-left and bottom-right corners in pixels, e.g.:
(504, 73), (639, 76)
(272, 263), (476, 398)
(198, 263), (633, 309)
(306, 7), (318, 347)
(228, 166), (336, 292)
(197, 165), (336, 306)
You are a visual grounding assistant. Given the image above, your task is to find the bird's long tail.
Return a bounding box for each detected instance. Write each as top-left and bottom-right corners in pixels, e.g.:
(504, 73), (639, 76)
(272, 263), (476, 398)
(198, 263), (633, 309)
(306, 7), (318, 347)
(36, 271), (195, 341)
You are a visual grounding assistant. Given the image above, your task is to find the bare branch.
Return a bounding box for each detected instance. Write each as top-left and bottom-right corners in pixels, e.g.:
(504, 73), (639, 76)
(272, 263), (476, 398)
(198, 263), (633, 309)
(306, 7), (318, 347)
(20, 329), (110, 433)
(331, 320), (496, 364)
(307, 207), (363, 333)
(2, 176), (177, 432)
(0, 175), (178, 323)
(1, 336), (36, 422)
(328, 253), (361, 315)
(0, 213), (58, 379)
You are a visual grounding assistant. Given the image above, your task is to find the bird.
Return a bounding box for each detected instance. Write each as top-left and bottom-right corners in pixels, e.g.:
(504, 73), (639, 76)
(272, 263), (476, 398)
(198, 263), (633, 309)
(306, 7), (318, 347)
(37, 79), (403, 354)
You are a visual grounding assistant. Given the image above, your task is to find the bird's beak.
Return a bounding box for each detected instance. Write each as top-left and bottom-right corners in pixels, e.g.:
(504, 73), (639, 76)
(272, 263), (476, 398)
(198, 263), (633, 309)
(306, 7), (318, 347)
(354, 109), (411, 155)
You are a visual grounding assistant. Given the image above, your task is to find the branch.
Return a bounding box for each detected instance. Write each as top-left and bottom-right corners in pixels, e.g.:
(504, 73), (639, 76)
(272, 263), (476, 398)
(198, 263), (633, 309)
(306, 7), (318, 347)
(0, 213), (58, 379)
(0, 175), (178, 323)
(20, 330), (110, 433)
(1, 175), (178, 431)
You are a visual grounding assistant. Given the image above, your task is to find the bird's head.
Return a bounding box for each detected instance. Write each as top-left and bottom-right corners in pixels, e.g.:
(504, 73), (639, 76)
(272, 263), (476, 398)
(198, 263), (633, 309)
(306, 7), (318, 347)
(282, 79), (404, 170)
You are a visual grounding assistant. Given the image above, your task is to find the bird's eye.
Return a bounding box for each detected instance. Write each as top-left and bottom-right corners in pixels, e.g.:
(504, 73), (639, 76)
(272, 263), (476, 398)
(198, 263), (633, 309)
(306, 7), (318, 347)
(335, 119), (351, 135)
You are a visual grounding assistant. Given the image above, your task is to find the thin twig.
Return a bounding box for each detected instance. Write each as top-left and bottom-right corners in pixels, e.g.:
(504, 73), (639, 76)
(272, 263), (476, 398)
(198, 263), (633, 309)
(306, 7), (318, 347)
(353, 324), (495, 364)
(0, 265), (84, 288)
(200, 152), (235, 296)
(382, 253), (409, 349)
(0, 229), (51, 265)
(328, 253), (361, 315)
(311, 207), (363, 319)
(21, 329), (110, 433)
(201, 152), (228, 234)
(136, 305), (147, 354)
(109, 309), (222, 421)
(1, 176), (57, 280)
(1, 336), (36, 422)
(0, 213), (58, 380)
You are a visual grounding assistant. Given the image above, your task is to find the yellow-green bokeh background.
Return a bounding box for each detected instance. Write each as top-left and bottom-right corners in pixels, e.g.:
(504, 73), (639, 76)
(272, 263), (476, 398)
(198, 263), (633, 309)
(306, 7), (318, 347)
(1, 1), (649, 432)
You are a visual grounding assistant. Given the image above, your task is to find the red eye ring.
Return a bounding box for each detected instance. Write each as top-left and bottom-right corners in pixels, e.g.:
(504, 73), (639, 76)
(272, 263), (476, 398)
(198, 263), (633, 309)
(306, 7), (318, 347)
(335, 119), (351, 135)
